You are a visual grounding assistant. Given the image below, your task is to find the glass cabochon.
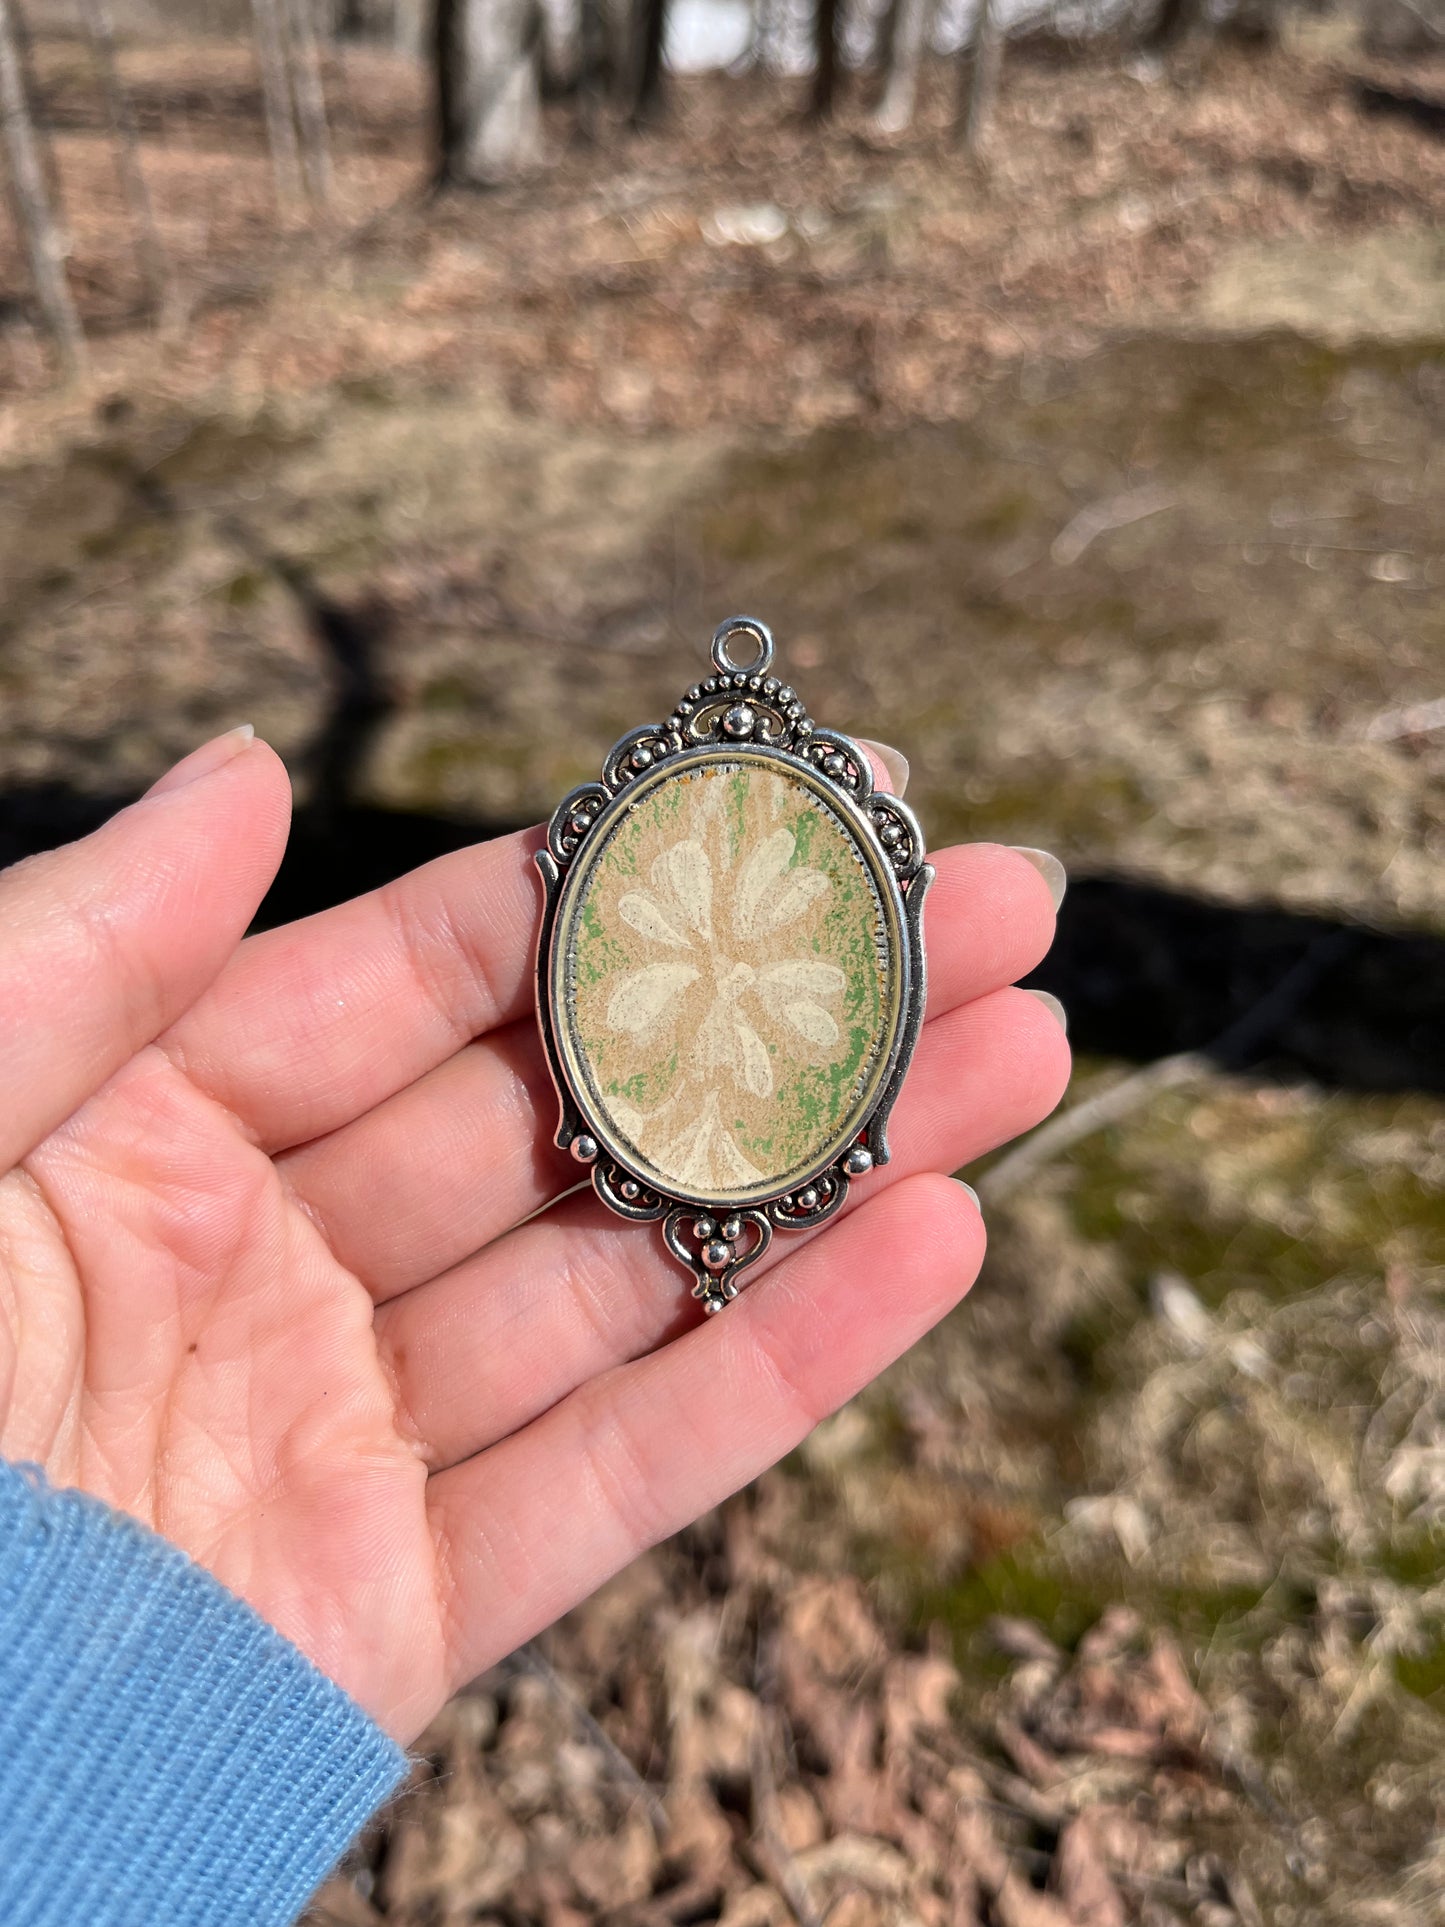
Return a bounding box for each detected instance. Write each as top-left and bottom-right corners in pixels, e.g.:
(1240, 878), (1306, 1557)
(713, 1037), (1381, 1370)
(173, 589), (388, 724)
(551, 753), (904, 1208)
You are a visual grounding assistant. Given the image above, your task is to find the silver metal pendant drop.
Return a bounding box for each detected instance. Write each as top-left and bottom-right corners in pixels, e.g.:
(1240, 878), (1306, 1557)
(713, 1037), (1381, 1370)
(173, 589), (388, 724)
(534, 616), (932, 1313)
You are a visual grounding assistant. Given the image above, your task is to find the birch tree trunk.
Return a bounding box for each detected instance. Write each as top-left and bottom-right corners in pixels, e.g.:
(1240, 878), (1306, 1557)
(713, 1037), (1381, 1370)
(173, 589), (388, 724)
(957, 0), (1000, 151)
(251, 0), (304, 203)
(434, 0), (543, 184)
(285, 0), (333, 203)
(750, 0), (783, 71)
(0, 0), (84, 371)
(76, 0), (171, 317)
(873, 0), (930, 132)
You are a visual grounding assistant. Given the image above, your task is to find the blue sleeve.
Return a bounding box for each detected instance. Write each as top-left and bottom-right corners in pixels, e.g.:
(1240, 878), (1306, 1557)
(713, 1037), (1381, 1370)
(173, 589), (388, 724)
(0, 1459), (410, 1927)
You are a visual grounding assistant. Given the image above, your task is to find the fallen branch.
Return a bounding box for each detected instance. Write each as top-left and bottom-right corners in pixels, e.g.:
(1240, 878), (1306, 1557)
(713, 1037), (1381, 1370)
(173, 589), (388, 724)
(981, 1051), (1203, 1203)
(1050, 485), (1176, 567)
(983, 930), (1356, 1203)
(509, 1643), (670, 1837)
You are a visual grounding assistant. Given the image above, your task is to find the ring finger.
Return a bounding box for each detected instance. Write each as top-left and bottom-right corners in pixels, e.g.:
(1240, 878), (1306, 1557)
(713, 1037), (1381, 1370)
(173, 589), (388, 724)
(380, 984), (1070, 1473)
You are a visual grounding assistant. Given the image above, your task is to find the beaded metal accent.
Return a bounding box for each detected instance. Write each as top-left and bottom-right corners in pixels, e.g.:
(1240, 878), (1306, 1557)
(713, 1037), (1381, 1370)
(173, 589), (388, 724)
(535, 617), (932, 1312)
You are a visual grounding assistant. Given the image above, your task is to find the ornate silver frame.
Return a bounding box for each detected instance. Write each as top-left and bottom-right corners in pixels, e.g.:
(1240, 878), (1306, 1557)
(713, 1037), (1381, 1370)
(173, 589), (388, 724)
(534, 616), (933, 1313)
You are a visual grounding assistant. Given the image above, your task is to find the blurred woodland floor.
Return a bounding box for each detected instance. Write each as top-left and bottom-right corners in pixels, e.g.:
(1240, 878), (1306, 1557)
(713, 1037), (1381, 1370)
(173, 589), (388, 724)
(2, 22), (1445, 1927)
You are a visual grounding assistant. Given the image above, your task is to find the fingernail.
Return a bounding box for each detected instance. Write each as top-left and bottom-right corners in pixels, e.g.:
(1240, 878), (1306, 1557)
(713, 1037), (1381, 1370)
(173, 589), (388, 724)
(956, 1179), (982, 1213)
(144, 725), (255, 798)
(1024, 988), (1068, 1034)
(857, 739), (910, 797)
(1009, 846), (1067, 910)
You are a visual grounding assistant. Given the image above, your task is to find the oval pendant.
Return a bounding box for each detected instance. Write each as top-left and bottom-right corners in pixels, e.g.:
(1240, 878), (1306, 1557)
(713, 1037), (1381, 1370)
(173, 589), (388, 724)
(535, 618), (932, 1313)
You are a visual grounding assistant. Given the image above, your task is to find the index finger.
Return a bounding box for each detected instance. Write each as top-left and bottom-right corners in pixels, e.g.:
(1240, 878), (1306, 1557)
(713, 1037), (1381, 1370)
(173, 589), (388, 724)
(162, 747), (907, 1155)
(0, 734), (289, 1172)
(162, 825), (544, 1152)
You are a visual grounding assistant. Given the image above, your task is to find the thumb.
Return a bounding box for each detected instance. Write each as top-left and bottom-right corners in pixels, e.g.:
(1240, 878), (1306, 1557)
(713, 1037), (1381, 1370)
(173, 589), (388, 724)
(0, 728), (291, 1171)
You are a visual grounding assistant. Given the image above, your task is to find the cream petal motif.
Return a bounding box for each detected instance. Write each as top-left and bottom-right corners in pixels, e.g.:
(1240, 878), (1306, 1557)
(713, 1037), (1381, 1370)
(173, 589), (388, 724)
(781, 1001), (840, 1048)
(606, 961), (699, 1035)
(654, 839), (713, 940)
(656, 1090), (765, 1192)
(607, 1093), (648, 1139)
(618, 891), (692, 948)
(732, 828), (797, 940)
(735, 1020), (774, 1098)
(759, 960), (846, 998)
(752, 865), (829, 935)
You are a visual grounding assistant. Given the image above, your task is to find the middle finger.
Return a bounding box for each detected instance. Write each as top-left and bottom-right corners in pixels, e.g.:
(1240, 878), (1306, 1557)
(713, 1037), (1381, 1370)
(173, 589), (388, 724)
(382, 982), (1069, 1473)
(277, 841), (1058, 1301)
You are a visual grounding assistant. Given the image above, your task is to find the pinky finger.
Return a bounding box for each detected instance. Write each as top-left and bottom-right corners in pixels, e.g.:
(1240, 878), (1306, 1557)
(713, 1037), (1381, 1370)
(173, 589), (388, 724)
(425, 1171), (983, 1709)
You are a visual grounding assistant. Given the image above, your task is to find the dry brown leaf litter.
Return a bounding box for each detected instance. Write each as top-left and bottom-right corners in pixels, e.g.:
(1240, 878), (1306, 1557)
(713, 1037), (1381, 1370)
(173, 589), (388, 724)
(306, 1517), (1260, 1927)
(3, 34), (1443, 432)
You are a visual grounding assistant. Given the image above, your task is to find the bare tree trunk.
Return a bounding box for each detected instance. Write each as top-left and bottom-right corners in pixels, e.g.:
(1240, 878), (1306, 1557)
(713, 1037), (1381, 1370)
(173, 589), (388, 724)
(871, 0), (901, 77)
(1220, 0), (1278, 43)
(76, 0), (171, 317)
(392, 0), (425, 56)
(0, 0), (84, 371)
(809, 0), (840, 118)
(873, 0), (930, 131)
(285, 0), (333, 202)
(1143, 0), (1199, 49)
(957, 0), (1000, 151)
(750, 0), (783, 69)
(575, 0), (608, 136)
(251, 0), (303, 203)
(434, 0), (543, 185)
(628, 0), (665, 125)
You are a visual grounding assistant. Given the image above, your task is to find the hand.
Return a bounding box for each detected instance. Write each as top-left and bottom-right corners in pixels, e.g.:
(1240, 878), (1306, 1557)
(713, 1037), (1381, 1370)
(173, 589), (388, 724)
(0, 727), (1068, 1743)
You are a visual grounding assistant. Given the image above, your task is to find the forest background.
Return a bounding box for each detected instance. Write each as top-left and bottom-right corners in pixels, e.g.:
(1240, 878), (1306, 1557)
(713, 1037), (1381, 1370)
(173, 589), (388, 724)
(0, 0), (1444, 1919)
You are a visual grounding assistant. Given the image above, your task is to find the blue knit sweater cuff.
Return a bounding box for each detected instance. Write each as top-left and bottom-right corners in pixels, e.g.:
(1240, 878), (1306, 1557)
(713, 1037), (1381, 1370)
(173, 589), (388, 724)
(0, 1460), (410, 1927)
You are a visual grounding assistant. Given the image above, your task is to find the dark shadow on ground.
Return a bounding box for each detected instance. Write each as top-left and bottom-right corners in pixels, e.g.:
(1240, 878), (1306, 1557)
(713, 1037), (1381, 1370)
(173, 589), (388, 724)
(1024, 875), (1445, 1094)
(4, 465), (1441, 1095)
(4, 777), (1443, 1094)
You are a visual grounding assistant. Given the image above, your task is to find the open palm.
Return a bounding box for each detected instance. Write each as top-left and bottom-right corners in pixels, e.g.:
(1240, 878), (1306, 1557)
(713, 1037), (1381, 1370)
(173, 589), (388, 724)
(0, 729), (1068, 1744)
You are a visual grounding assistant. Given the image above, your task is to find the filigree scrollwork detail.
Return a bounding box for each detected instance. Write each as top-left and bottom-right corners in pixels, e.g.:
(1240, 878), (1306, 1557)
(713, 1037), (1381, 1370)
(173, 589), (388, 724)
(602, 724), (680, 793)
(867, 794), (925, 885)
(595, 1162), (668, 1221)
(664, 1207), (773, 1314)
(664, 670), (814, 754)
(767, 1162), (849, 1231)
(801, 728), (874, 802)
(547, 782), (612, 865)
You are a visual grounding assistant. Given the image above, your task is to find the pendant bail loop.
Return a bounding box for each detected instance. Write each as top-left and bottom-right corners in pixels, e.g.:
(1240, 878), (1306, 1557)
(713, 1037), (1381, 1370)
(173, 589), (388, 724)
(711, 614), (775, 679)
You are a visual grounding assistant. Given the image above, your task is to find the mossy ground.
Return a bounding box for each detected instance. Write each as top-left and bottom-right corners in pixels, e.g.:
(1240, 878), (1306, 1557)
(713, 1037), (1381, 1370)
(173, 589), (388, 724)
(776, 1061), (1445, 1920)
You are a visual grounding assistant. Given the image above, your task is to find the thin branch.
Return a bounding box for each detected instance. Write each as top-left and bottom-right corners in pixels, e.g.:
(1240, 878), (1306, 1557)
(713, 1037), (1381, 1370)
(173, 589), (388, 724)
(286, 0), (333, 204)
(0, 0), (85, 372)
(980, 1052), (1204, 1204)
(1050, 485), (1176, 567)
(76, 0), (173, 320)
(959, 0), (1001, 152)
(509, 1643), (670, 1836)
(251, 0), (304, 205)
(981, 931), (1356, 1203)
(749, 1717), (825, 1927)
